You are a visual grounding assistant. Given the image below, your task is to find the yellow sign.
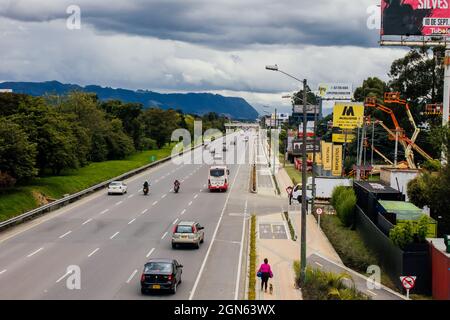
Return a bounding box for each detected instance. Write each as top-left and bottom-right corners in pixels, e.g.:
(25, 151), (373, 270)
(333, 103), (364, 129)
(316, 151), (322, 165)
(332, 144), (343, 177)
(322, 142), (332, 171)
(332, 133), (356, 143)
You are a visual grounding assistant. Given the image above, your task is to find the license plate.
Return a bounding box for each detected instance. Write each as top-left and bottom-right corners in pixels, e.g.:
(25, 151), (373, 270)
(182, 236), (188, 239)
(152, 285), (161, 289)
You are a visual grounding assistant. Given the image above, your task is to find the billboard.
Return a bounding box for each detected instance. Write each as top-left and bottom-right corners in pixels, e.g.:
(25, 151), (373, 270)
(332, 144), (343, 177)
(293, 105), (319, 114)
(381, 0), (450, 37)
(333, 133), (356, 143)
(333, 102), (365, 130)
(292, 138), (320, 156)
(322, 142), (333, 171)
(317, 83), (353, 100)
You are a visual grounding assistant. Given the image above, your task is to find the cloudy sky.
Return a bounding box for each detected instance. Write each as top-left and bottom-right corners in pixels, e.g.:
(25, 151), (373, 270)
(0, 0), (407, 113)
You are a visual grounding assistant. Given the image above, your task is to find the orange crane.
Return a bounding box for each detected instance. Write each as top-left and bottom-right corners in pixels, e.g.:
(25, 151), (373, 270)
(364, 97), (414, 168)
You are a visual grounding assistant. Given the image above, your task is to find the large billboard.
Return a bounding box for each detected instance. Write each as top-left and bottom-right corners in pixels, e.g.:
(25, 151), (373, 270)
(333, 102), (365, 130)
(381, 0), (450, 37)
(317, 83), (353, 100)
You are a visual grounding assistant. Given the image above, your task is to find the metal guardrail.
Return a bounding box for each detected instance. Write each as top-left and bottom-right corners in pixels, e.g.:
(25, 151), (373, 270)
(0, 143), (204, 231)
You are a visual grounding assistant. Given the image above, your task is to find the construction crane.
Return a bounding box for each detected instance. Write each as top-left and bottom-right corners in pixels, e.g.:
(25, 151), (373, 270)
(384, 92), (421, 167)
(364, 97), (415, 168)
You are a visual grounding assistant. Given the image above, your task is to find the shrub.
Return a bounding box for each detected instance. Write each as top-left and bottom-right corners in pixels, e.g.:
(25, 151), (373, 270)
(139, 137), (158, 150)
(331, 187), (356, 227)
(331, 186), (347, 208)
(300, 266), (369, 300)
(0, 171), (16, 189)
(421, 159), (442, 172)
(389, 221), (415, 249)
(416, 215), (429, 242)
(248, 215), (257, 300)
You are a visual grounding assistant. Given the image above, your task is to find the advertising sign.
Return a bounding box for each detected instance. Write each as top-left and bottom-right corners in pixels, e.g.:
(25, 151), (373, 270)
(333, 103), (365, 129)
(292, 139), (321, 155)
(381, 0), (450, 37)
(332, 131), (356, 143)
(322, 142), (333, 171)
(317, 83), (353, 100)
(293, 105), (319, 114)
(332, 144), (343, 177)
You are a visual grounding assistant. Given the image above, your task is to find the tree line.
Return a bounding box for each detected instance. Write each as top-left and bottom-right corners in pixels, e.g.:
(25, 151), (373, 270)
(0, 91), (228, 188)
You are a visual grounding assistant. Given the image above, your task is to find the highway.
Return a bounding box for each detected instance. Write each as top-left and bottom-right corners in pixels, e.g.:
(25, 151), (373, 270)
(0, 131), (258, 300)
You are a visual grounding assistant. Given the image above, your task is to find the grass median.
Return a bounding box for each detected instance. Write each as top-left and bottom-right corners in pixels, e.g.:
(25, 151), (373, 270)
(0, 144), (176, 222)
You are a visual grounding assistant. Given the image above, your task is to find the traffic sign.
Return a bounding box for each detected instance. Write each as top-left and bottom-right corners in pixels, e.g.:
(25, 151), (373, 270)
(286, 186), (293, 195)
(400, 276), (416, 299)
(316, 208), (323, 215)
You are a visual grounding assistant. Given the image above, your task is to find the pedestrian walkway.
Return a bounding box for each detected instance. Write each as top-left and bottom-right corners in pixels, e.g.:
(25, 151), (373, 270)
(255, 213), (303, 300)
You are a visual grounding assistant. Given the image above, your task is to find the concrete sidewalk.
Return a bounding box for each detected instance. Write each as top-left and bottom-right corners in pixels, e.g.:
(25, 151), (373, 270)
(255, 213), (302, 300)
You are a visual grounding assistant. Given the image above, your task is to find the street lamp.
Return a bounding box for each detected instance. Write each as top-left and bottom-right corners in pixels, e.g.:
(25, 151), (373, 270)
(263, 106), (278, 175)
(265, 64), (309, 284)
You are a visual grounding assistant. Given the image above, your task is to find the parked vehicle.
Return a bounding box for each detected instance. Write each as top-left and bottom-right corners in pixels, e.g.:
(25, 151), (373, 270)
(291, 177), (352, 202)
(107, 181), (128, 195)
(140, 259), (183, 294)
(172, 221), (205, 249)
(208, 166), (230, 192)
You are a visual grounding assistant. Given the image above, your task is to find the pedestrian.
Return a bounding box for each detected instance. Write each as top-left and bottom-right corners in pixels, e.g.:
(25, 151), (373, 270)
(257, 258), (273, 293)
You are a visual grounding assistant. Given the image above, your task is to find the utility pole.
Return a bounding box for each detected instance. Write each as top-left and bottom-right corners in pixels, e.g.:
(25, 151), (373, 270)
(311, 103), (317, 214)
(394, 129), (399, 168)
(273, 108), (277, 175)
(300, 79), (308, 283)
(443, 46), (450, 164)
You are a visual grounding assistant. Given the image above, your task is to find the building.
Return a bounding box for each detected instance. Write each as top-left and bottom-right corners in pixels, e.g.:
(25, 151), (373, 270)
(0, 89), (13, 93)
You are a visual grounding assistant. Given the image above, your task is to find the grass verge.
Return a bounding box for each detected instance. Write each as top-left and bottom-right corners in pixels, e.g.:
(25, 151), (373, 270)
(0, 144), (175, 222)
(283, 211), (297, 241)
(248, 214), (257, 300)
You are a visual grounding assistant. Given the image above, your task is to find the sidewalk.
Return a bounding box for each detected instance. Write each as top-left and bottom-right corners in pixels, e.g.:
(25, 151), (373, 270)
(255, 213), (302, 300)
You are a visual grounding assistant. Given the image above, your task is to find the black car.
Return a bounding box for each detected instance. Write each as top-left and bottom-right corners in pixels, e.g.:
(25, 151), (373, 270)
(140, 259), (183, 294)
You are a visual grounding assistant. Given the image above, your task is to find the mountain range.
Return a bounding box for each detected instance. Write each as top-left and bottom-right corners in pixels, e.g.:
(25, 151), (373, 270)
(0, 81), (259, 120)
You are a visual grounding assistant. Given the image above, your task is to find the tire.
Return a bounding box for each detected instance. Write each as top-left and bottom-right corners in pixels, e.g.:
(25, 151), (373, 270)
(200, 236), (204, 244)
(195, 242), (200, 249)
(171, 282), (177, 294)
(172, 243), (177, 249)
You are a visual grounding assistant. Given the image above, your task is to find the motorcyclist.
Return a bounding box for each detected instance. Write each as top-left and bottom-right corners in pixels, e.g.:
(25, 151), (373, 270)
(143, 180), (150, 193)
(174, 179), (180, 192)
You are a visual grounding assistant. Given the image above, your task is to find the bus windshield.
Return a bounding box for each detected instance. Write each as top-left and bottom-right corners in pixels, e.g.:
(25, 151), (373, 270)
(210, 169), (225, 177)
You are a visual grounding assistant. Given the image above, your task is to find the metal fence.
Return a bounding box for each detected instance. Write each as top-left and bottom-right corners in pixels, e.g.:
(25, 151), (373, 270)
(0, 143), (203, 231)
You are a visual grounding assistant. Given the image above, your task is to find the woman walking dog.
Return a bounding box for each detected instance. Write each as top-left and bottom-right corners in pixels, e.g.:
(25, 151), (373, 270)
(257, 258), (273, 293)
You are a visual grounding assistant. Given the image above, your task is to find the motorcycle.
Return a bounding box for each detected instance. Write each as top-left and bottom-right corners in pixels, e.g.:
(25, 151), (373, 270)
(143, 185), (149, 195)
(174, 185), (180, 193)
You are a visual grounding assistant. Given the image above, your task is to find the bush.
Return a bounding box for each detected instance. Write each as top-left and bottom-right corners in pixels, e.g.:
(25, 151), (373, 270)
(331, 187), (356, 227)
(139, 137), (158, 150)
(321, 215), (377, 272)
(0, 171), (16, 189)
(300, 266), (369, 300)
(421, 159), (442, 172)
(389, 221), (415, 249)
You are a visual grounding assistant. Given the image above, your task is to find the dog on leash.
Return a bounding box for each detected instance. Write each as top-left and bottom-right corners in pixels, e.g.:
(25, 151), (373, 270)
(269, 283), (273, 295)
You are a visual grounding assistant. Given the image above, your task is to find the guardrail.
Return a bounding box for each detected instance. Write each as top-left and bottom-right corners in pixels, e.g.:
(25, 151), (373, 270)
(0, 142), (205, 231)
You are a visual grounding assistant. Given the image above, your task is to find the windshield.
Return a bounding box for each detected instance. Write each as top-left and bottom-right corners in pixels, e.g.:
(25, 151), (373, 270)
(176, 225), (193, 233)
(210, 169), (225, 177)
(110, 182), (121, 186)
(144, 262), (172, 273)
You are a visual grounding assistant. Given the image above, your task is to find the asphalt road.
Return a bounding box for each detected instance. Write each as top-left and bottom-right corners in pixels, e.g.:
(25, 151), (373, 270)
(0, 131), (257, 300)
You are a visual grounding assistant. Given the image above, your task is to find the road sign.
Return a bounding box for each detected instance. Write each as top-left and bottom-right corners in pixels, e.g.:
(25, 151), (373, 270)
(316, 208), (323, 215)
(400, 276), (416, 299)
(286, 186), (293, 195)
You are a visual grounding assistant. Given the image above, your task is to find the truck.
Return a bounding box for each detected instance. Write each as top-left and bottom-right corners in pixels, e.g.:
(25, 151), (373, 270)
(291, 176), (352, 202)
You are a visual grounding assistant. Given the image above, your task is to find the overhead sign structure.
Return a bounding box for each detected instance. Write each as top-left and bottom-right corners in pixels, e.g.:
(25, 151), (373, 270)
(333, 102), (365, 130)
(381, 0), (450, 37)
(332, 144), (343, 177)
(318, 83), (353, 100)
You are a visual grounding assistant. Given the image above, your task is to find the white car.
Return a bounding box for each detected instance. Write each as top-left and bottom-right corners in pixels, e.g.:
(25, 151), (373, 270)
(107, 181), (128, 195)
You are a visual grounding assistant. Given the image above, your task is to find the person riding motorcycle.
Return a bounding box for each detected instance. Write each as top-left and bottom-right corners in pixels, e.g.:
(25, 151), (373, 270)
(173, 179), (180, 193)
(143, 180), (150, 194)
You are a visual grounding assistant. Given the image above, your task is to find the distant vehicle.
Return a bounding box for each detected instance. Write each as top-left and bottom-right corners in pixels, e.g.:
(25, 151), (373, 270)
(172, 221), (205, 249)
(210, 148), (216, 154)
(140, 259), (183, 294)
(208, 166), (230, 192)
(244, 136), (249, 142)
(222, 146), (227, 152)
(107, 181), (128, 195)
(291, 177), (352, 202)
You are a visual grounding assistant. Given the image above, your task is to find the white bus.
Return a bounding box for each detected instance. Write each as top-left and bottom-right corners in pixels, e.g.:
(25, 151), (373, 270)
(208, 166), (230, 192)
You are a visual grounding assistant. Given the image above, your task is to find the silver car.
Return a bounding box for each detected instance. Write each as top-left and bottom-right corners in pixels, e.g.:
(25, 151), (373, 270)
(172, 221), (205, 249)
(107, 181), (128, 195)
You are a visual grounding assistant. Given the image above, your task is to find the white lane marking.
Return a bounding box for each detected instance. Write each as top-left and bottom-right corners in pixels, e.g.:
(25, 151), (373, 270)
(88, 248), (100, 257)
(126, 269), (138, 284)
(59, 231), (72, 239)
(190, 163), (242, 300)
(141, 209), (148, 214)
(27, 247), (43, 258)
(169, 188), (173, 192)
(180, 209), (186, 215)
(161, 194), (167, 199)
(82, 218), (93, 225)
(152, 201), (158, 206)
(172, 218), (179, 225)
(161, 232), (168, 239)
(203, 184), (207, 188)
(146, 248), (155, 258)
(128, 218), (136, 225)
(100, 209), (109, 215)
(0, 269), (6, 275)
(110, 232), (120, 240)
(115, 201), (123, 206)
(367, 290), (378, 296)
(315, 262), (323, 268)
(127, 194), (134, 199)
(234, 199), (247, 300)
(56, 270), (71, 283)
(194, 194), (198, 199)
(188, 201), (193, 206)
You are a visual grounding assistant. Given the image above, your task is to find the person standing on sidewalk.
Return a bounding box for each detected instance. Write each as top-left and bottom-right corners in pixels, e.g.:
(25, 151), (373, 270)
(258, 258), (273, 292)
